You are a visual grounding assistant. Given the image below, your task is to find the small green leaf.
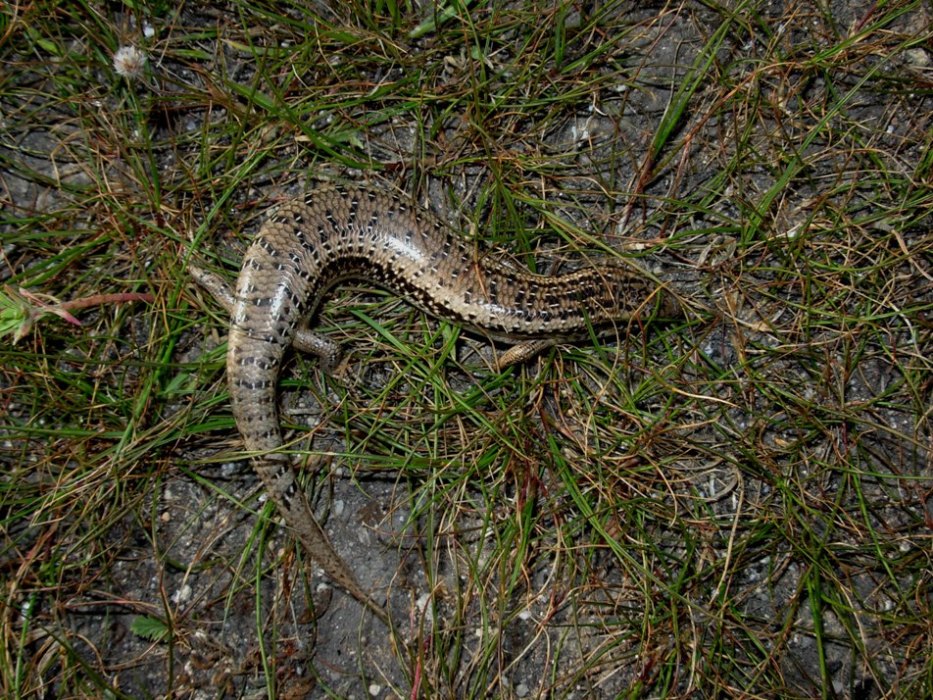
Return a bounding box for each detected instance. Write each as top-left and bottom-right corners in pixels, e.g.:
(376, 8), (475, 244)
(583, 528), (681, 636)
(130, 615), (169, 642)
(0, 286), (34, 343)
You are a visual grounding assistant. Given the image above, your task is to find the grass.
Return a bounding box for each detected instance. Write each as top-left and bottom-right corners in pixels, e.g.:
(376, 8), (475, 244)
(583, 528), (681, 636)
(1, 1), (931, 698)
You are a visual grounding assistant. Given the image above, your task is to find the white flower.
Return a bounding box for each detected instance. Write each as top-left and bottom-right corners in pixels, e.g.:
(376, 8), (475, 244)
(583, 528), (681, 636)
(113, 45), (146, 80)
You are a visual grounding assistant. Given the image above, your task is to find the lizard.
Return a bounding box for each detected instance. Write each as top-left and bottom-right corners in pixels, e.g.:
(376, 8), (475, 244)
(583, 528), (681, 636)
(190, 182), (680, 626)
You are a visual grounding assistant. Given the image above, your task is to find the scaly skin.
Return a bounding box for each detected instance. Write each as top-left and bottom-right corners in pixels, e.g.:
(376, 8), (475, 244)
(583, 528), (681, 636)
(192, 183), (679, 626)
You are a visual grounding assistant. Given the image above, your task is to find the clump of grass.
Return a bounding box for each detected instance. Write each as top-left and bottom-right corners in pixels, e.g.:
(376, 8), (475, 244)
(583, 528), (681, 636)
(1, 1), (930, 698)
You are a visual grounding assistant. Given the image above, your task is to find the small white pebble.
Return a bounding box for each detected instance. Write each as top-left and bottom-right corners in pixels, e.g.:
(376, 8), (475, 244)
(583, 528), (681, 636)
(171, 584), (192, 605)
